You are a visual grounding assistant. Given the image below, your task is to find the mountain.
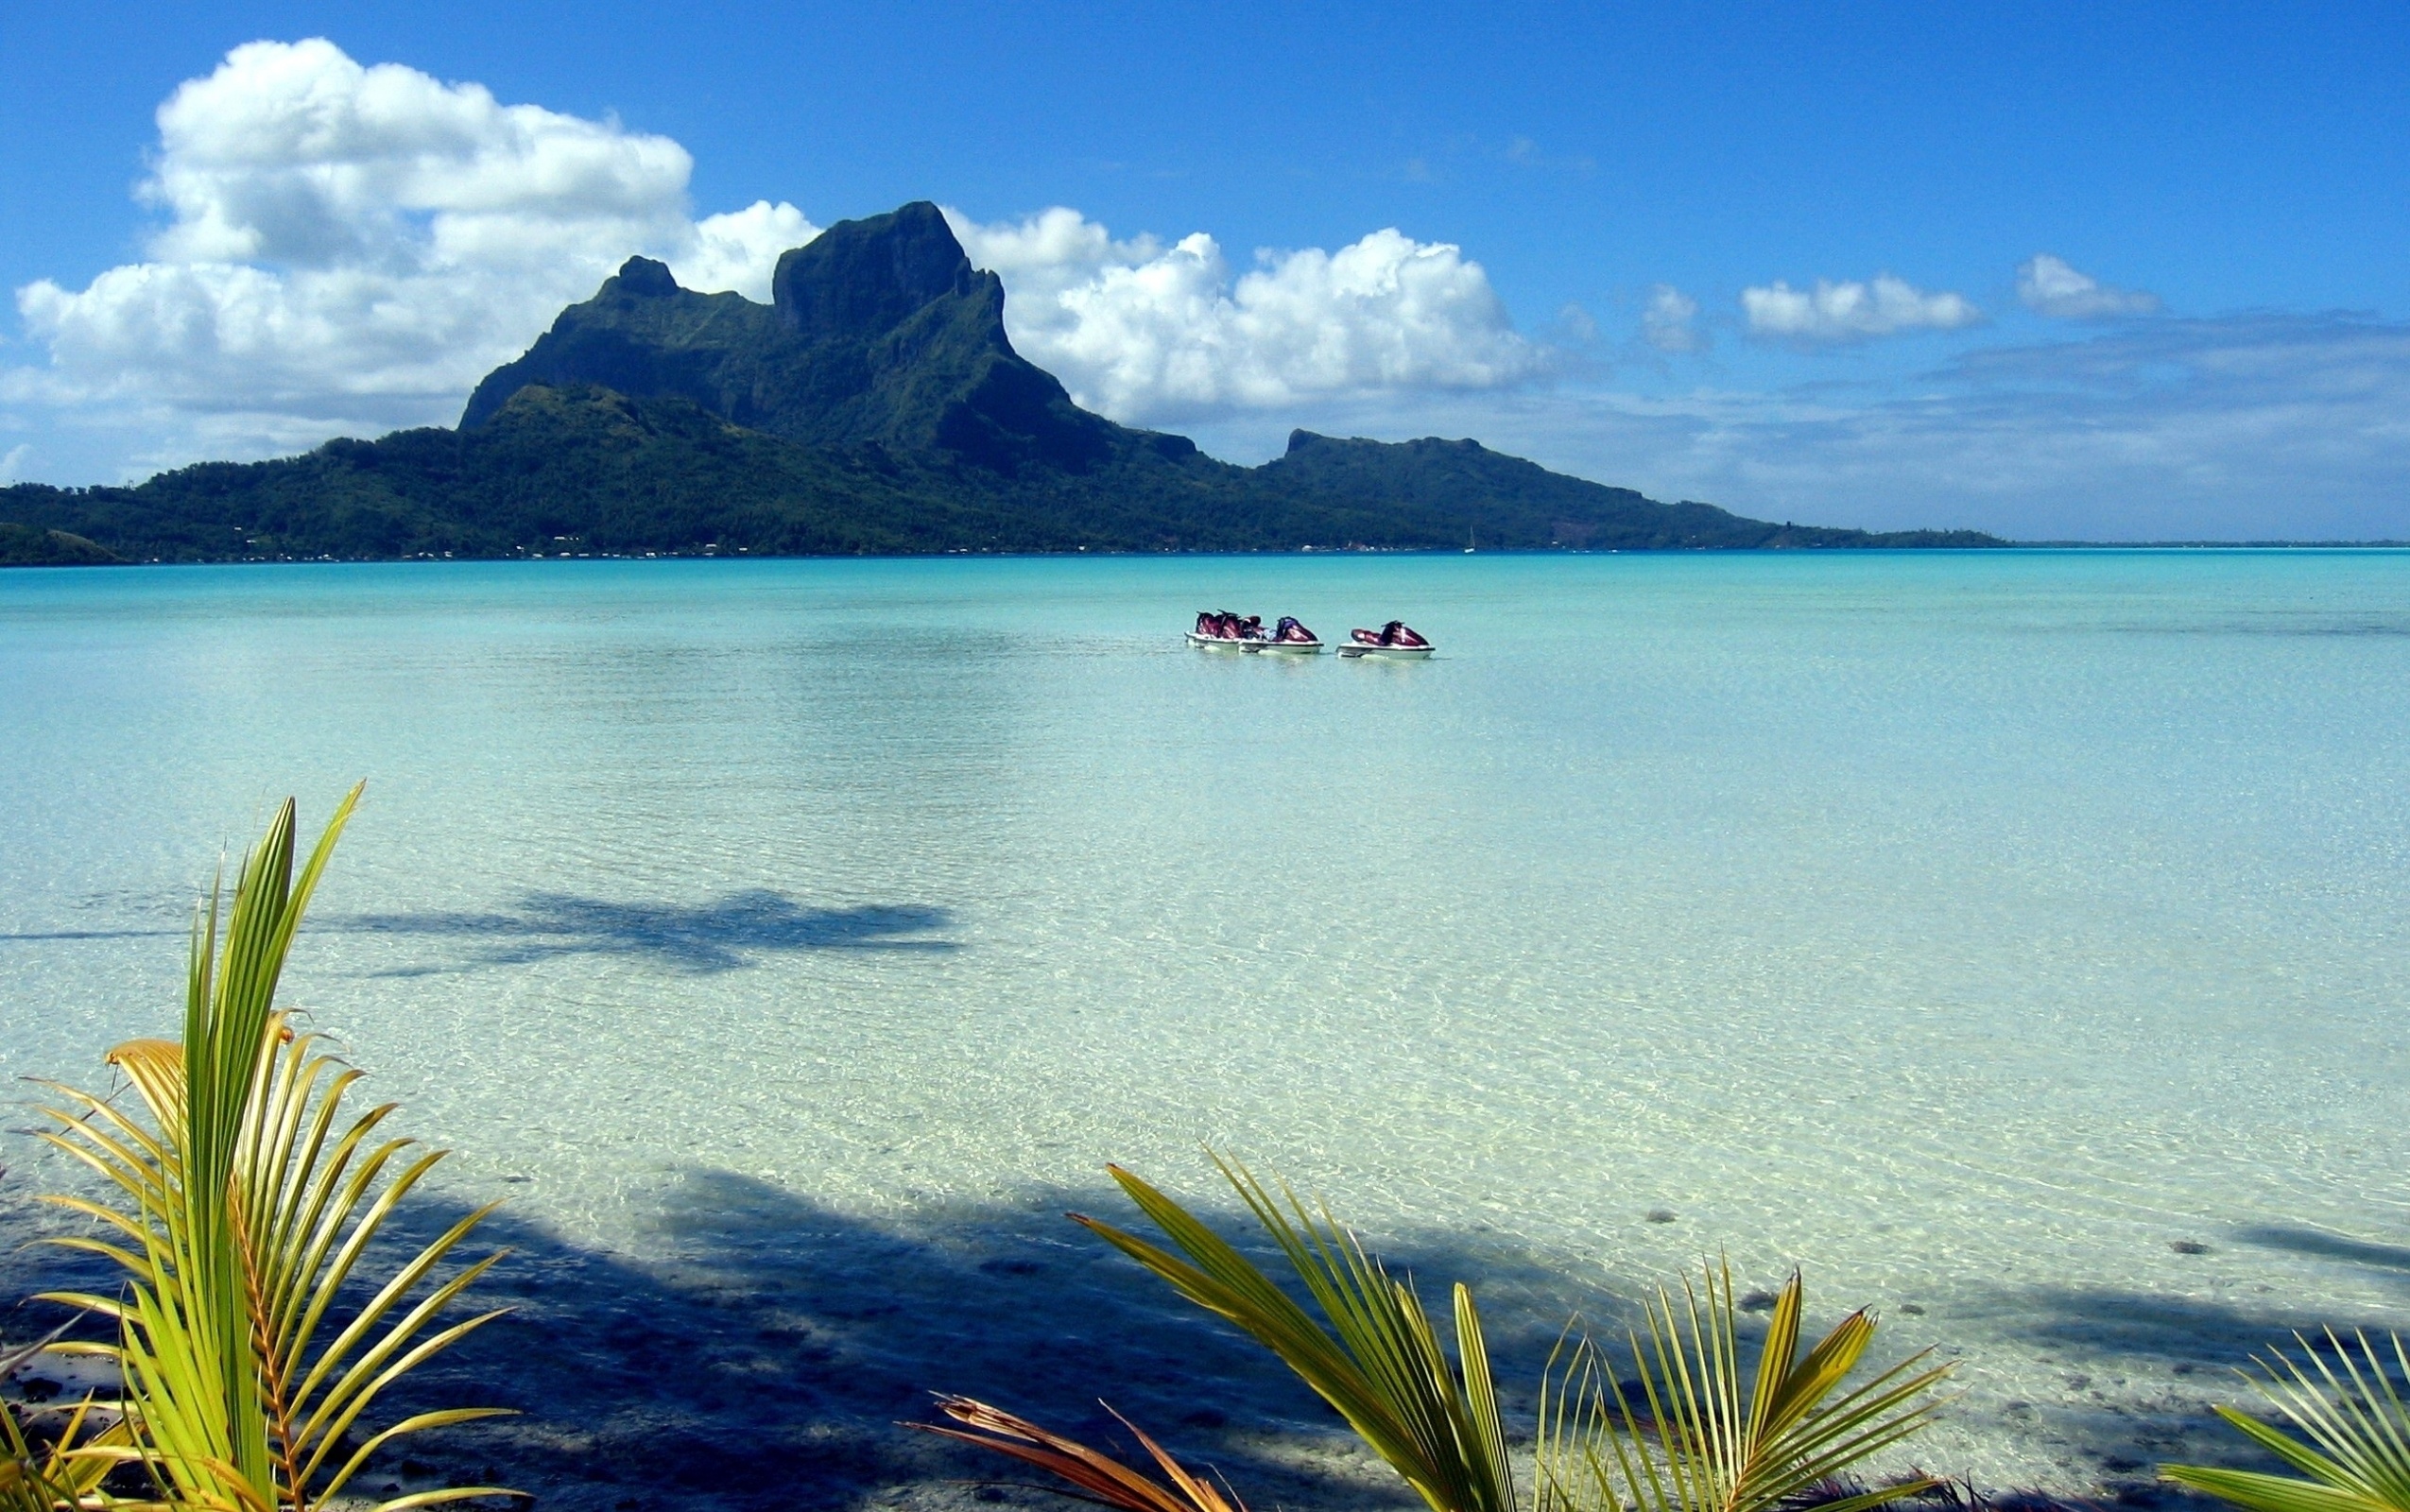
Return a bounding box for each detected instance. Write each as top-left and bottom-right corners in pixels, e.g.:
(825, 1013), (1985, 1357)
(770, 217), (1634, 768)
(0, 200), (2002, 562)
(461, 202), (1136, 476)
(1257, 432), (1988, 549)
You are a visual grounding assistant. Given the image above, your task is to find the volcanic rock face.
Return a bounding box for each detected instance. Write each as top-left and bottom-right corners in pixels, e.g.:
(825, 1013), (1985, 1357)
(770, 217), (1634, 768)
(770, 200), (980, 342)
(461, 201), (1118, 472)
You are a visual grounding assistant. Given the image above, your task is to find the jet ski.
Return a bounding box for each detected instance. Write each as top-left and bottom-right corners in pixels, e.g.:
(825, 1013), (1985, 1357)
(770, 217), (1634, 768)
(1255, 615), (1325, 654)
(1336, 620), (1435, 659)
(1185, 610), (1267, 650)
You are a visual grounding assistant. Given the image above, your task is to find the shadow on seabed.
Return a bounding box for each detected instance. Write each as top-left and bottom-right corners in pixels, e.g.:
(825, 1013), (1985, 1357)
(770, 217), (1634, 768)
(3, 1164), (2379, 1512)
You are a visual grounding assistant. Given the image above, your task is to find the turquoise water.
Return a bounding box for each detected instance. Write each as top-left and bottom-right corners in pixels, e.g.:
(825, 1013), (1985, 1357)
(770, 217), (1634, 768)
(4, 551), (2408, 1501)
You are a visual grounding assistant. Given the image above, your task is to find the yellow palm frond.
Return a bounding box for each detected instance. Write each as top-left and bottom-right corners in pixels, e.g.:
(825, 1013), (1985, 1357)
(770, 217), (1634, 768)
(35, 789), (516, 1512)
(1535, 1263), (1950, 1512)
(0, 1323), (125, 1512)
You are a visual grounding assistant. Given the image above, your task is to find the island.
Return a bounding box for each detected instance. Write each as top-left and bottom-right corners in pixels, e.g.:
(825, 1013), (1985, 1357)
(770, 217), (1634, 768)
(0, 202), (2002, 562)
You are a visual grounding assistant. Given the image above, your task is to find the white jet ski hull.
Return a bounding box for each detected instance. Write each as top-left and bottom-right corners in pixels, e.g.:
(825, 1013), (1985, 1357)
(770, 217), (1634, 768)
(1337, 643), (1435, 659)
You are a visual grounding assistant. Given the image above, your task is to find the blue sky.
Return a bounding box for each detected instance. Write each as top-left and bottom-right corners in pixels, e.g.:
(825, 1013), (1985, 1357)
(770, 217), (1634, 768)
(4, 0), (2405, 540)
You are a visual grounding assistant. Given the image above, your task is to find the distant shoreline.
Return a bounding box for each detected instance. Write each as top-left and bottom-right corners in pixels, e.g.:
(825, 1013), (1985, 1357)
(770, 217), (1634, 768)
(9, 540), (2410, 568)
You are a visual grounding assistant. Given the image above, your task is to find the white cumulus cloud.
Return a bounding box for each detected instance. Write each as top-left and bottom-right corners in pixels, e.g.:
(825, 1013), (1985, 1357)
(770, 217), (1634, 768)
(2017, 254), (2162, 319)
(10, 38), (812, 450)
(944, 205), (1541, 425)
(5, 41), (1544, 478)
(1742, 274), (1983, 343)
(1641, 284), (1702, 352)
(677, 201), (821, 300)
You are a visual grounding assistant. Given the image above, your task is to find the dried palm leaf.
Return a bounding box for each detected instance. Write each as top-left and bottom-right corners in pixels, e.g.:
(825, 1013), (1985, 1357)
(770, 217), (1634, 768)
(909, 1395), (1243, 1512)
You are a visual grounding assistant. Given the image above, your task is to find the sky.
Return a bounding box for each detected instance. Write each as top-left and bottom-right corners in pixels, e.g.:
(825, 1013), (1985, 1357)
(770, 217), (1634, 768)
(3, 1), (2405, 541)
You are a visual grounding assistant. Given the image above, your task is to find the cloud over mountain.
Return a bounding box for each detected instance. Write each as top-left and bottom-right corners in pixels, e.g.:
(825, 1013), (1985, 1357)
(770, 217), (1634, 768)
(3, 41), (1542, 474)
(943, 206), (1541, 424)
(1742, 274), (1983, 342)
(12, 39), (816, 444)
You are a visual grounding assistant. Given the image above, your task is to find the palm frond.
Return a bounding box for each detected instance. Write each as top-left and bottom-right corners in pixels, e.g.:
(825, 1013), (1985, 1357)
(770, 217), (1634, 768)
(1071, 1157), (1516, 1512)
(908, 1395), (1244, 1512)
(2163, 1331), (2410, 1512)
(1535, 1263), (1950, 1512)
(0, 1391), (126, 1512)
(0, 1319), (125, 1512)
(33, 788), (516, 1512)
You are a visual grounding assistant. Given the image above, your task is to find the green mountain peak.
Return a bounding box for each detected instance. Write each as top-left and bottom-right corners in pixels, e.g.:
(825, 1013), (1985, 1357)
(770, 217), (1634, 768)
(461, 201), (1124, 474)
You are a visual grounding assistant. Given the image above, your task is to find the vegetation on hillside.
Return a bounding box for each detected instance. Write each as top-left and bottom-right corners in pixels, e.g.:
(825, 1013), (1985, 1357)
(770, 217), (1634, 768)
(1260, 432), (2000, 551)
(0, 390), (1998, 563)
(0, 523), (119, 566)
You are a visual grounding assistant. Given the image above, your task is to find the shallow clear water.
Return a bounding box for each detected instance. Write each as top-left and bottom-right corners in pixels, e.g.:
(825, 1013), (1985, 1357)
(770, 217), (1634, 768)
(4, 551), (2408, 1502)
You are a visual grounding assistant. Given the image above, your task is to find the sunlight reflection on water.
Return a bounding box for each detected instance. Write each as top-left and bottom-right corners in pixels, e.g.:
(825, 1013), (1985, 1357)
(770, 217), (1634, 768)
(3, 550), (2408, 1497)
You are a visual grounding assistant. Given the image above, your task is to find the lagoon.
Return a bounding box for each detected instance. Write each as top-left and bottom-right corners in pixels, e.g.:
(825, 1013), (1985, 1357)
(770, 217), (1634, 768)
(4, 550), (2408, 1503)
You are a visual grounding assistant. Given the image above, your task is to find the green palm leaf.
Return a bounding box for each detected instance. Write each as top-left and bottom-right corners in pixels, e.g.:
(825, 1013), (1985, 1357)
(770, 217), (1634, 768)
(0, 1321), (125, 1512)
(0, 1393), (122, 1512)
(2163, 1331), (2410, 1512)
(1072, 1156), (1517, 1512)
(1075, 1163), (1944, 1512)
(36, 790), (516, 1512)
